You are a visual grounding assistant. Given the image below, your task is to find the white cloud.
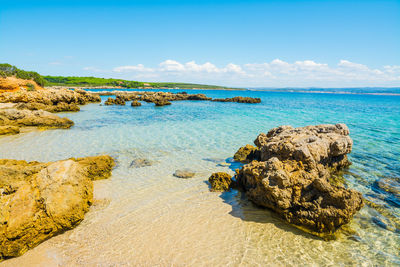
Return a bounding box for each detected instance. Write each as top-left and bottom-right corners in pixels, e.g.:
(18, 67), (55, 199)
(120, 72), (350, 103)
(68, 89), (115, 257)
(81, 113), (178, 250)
(113, 64), (153, 73)
(103, 59), (400, 87)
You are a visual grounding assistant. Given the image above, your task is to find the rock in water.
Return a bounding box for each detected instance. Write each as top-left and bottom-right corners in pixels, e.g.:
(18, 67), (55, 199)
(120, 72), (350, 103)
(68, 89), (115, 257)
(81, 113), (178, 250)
(209, 172), (233, 191)
(237, 124), (363, 237)
(131, 100), (142, 107)
(233, 144), (260, 163)
(0, 155), (115, 260)
(173, 169), (195, 178)
(153, 99), (171, 106)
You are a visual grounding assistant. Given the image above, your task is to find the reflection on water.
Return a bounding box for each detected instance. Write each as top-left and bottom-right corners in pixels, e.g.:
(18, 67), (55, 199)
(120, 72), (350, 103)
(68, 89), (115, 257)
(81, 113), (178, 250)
(0, 90), (399, 266)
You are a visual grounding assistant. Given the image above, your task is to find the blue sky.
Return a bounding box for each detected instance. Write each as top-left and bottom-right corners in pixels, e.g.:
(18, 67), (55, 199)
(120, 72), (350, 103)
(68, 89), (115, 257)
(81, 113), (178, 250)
(1, 0), (399, 87)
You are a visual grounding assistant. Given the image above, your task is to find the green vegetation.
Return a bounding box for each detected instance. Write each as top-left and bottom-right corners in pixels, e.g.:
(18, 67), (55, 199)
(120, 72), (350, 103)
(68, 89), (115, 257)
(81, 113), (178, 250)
(0, 63), (45, 86)
(0, 63), (240, 90)
(26, 83), (35, 91)
(43, 76), (236, 89)
(43, 76), (144, 88)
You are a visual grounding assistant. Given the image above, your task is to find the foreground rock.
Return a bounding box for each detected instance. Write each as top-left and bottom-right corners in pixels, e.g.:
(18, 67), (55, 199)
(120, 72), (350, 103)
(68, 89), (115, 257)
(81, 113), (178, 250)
(0, 155), (115, 260)
(236, 124), (363, 237)
(0, 108), (74, 129)
(209, 172), (234, 191)
(154, 99), (171, 106)
(212, 96), (261, 103)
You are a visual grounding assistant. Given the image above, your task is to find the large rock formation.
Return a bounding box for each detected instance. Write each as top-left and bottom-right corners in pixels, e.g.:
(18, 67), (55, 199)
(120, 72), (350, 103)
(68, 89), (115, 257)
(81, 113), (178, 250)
(15, 102), (80, 112)
(0, 108), (74, 129)
(237, 124), (363, 237)
(0, 87), (100, 106)
(0, 155), (115, 260)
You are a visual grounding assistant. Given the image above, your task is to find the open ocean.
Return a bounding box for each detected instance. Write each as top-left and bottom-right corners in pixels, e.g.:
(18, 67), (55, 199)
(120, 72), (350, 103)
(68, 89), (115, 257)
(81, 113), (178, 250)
(0, 89), (399, 266)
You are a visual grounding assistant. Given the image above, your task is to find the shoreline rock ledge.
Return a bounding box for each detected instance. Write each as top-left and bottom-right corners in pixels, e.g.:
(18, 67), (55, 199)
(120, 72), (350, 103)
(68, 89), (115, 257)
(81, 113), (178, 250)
(236, 124), (364, 237)
(0, 155), (115, 260)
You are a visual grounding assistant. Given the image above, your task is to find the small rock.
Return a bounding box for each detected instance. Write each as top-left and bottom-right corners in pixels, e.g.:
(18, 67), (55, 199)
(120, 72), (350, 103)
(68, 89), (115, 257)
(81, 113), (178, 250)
(173, 169), (195, 178)
(209, 172), (233, 191)
(131, 100), (142, 107)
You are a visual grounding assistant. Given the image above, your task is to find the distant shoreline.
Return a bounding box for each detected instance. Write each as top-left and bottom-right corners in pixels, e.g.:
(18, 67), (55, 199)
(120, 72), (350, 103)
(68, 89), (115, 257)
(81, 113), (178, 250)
(45, 86), (400, 96)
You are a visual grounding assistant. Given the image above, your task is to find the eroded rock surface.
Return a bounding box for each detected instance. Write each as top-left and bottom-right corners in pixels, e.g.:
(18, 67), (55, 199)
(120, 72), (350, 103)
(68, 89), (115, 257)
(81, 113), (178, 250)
(233, 144), (260, 163)
(236, 124), (363, 236)
(209, 172), (233, 191)
(0, 126), (20, 135)
(0, 155), (115, 260)
(0, 108), (74, 129)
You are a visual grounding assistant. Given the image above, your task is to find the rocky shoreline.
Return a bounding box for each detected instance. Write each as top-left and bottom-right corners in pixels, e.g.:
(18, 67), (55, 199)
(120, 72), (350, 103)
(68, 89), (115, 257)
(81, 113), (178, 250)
(209, 124), (364, 238)
(95, 91), (261, 106)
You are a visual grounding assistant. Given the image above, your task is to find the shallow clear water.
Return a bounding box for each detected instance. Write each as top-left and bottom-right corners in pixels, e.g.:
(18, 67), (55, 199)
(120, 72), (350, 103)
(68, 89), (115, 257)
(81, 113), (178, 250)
(1, 90), (399, 266)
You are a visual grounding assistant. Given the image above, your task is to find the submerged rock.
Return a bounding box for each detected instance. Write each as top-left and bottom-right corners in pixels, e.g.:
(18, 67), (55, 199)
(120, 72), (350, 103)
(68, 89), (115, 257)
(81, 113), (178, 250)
(129, 158), (154, 168)
(0, 155), (115, 260)
(209, 172), (233, 191)
(173, 169), (195, 178)
(233, 144), (260, 163)
(236, 124), (363, 237)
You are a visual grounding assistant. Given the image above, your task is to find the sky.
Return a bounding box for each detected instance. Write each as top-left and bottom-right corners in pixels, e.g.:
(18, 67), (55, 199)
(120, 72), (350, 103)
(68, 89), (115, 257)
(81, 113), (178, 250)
(0, 0), (399, 87)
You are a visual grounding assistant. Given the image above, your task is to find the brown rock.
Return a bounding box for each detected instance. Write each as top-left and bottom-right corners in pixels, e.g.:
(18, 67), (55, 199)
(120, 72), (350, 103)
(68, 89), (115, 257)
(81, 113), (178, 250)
(209, 172), (233, 191)
(131, 100), (142, 107)
(237, 124), (364, 237)
(0, 108), (74, 129)
(154, 99), (171, 106)
(233, 144), (260, 163)
(0, 155), (115, 260)
(15, 102), (80, 112)
(0, 126), (20, 135)
(212, 96), (261, 103)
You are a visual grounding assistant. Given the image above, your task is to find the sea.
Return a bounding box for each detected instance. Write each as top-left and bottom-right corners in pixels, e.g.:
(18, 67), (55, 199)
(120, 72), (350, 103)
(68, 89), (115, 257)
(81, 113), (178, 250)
(0, 88), (399, 266)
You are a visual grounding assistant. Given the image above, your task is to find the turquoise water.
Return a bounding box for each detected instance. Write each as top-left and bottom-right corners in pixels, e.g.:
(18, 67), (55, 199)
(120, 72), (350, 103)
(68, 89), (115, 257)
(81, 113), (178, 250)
(0, 90), (399, 266)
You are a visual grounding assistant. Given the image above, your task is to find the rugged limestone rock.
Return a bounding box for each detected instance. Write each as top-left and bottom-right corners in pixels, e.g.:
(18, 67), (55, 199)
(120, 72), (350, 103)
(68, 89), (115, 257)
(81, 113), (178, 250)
(154, 99), (171, 106)
(173, 169), (195, 179)
(212, 96), (261, 103)
(131, 100), (142, 107)
(233, 144), (260, 163)
(0, 126), (20, 135)
(0, 108), (74, 129)
(0, 155), (115, 260)
(15, 102), (80, 112)
(236, 124), (364, 237)
(209, 172), (233, 191)
(104, 96), (126, 106)
(0, 87), (100, 105)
